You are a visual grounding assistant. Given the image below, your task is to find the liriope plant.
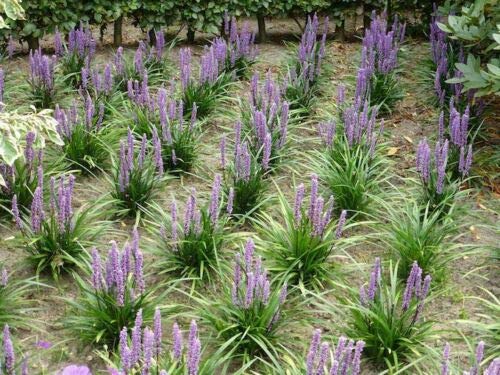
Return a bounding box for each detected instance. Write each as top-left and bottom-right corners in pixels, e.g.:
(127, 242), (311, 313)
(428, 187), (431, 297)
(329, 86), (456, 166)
(145, 174), (232, 282)
(255, 174), (349, 291)
(65, 230), (171, 349)
(12, 174), (108, 278)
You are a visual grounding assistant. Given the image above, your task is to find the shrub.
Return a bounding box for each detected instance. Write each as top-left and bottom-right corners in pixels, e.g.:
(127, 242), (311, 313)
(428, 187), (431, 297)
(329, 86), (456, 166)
(357, 12), (405, 113)
(284, 14), (328, 113)
(255, 174), (348, 290)
(106, 312), (234, 374)
(12, 174), (106, 278)
(343, 259), (435, 371)
(109, 129), (166, 217)
(441, 341), (500, 375)
(302, 329), (364, 375)
(113, 39), (169, 92)
(443, 104), (474, 181)
(54, 25), (96, 87)
(65, 231), (163, 349)
(80, 62), (122, 124)
(0, 132), (43, 214)
(27, 48), (58, 109)
(179, 47), (234, 119)
(0, 266), (37, 330)
(197, 238), (291, 368)
(381, 200), (460, 283)
(220, 121), (268, 219)
(456, 288), (500, 364)
(241, 72), (290, 168)
(127, 86), (199, 173)
(53, 97), (110, 174)
(416, 138), (462, 218)
(220, 16), (258, 79)
(312, 99), (388, 217)
(147, 174), (230, 282)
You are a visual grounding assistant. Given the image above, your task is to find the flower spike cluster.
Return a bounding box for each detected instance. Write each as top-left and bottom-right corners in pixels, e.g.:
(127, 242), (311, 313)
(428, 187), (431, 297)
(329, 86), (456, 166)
(91, 230), (145, 306)
(114, 309), (202, 375)
(306, 329), (364, 375)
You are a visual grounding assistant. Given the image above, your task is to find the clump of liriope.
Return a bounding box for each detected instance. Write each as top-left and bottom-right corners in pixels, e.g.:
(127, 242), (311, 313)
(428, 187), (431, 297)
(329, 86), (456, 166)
(0, 132), (43, 214)
(153, 88), (199, 173)
(66, 231), (159, 349)
(416, 138), (464, 218)
(0, 266), (37, 330)
(219, 14), (257, 78)
(27, 48), (58, 109)
(179, 46), (233, 119)
(124, 72), (158, 137)
(382, 200), (460, 283)
(149, 174), (229, 281)
(197, 238), (290, 368)
(12, 174), (106, 278)
(220, 121), (269, 218)
(301, 329), (364, 375)
(54, 24), (96, 87)
(79, 62), (120, 123)
(441, 341), (499, 375)
(284, 14), (328, 113)
(429, 14), (485, 119)
(110, 129), (166, 217)
(457, 288), (500, 364)
(107, 311), (231, 374)
(113, 35), (169, 91)
(337, 259), (435, 371)
(256, 174), (348, 290)
(241, 71), (290, 168)
(313, 98), (388, 217)
(54, 96), (109, 174)
(439, 103), (474, 181)
(356, 12), (405, 114)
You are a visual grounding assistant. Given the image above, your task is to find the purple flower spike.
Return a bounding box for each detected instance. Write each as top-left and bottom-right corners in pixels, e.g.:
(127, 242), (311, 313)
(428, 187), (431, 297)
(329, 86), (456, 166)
(3, 324), (15, 374)
(441, 342), (450, 375)
(209, 174), (222, 225)
(335, 210), (347, 239)
(306, 329), (321, 375)
(227, 187), (234, 215)
(172, 321), (183, 360)
(293, 183), (305, 227)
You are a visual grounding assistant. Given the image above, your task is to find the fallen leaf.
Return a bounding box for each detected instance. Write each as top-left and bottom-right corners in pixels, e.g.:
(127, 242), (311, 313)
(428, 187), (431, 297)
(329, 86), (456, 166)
(387, 147), (399, 156)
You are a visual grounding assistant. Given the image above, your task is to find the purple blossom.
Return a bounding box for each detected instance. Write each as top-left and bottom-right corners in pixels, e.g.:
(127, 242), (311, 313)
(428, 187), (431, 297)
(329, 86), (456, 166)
(335, 210), (347, 239)
(442, 342), (451, 375)
(153, 308), (162, 356)
(3, 324), (15, 374)
(293, 183), (305, 227)
(187, 320), (201, 375)
(227, 187), (234, 215)
(172, 322), (183, 360)
(209, 174), (222, 225)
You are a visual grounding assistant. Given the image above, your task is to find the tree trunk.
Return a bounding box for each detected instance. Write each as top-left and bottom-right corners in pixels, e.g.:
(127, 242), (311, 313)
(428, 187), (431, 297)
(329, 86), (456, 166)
(187, 27), (195, 44)
(336, 20), (346, 42)
(257, 14), (267, 43)
(99, 24), (106, 43)
(114, 16), (123, 47)
(386, 0), (392, 23)
(148, 29), (157, 46)
(26, 35), (39, 51)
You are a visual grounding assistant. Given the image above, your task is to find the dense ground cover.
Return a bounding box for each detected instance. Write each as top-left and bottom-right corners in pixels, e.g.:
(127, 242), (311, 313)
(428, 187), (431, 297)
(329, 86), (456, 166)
(0, 10), (498, 375)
